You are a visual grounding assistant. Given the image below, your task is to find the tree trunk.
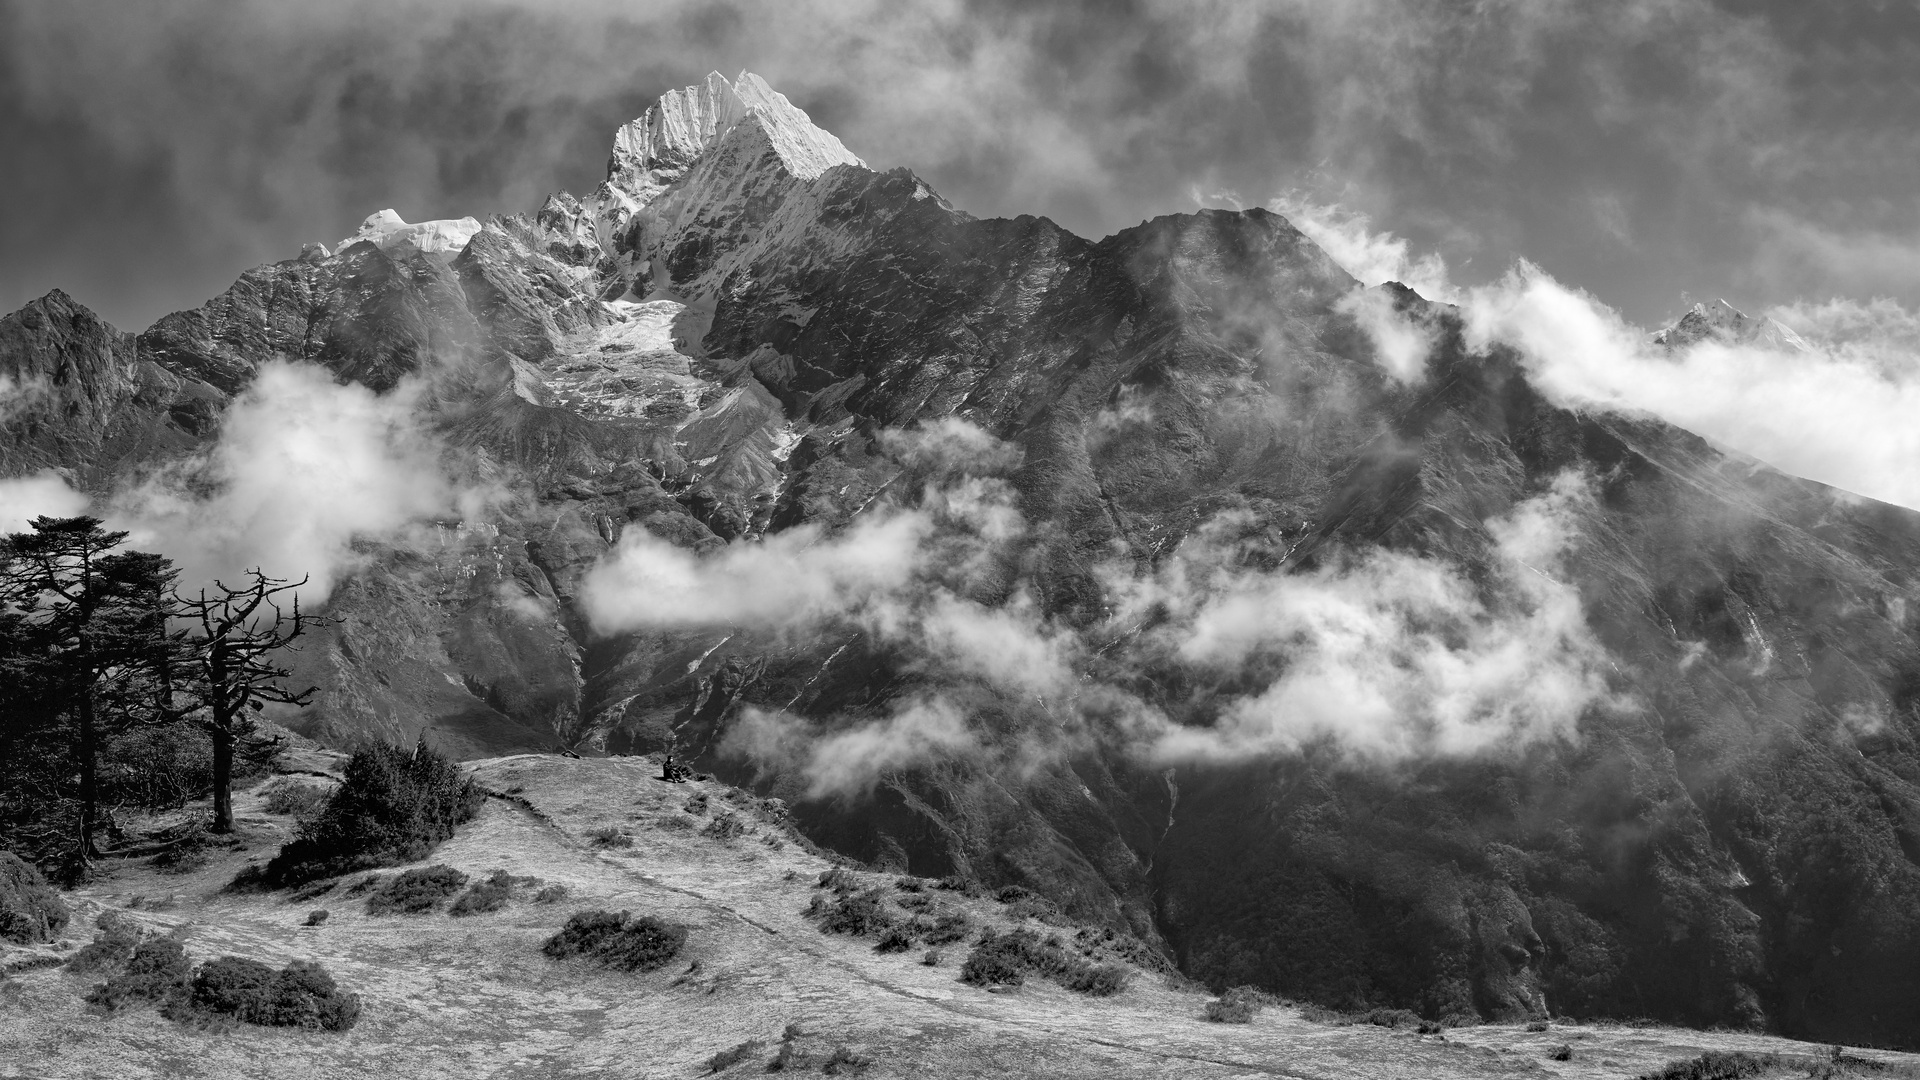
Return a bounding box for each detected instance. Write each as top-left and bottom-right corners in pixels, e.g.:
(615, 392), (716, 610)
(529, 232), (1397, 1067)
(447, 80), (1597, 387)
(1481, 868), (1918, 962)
(210, 725), (235, 833)
(77, 689), (99, 859)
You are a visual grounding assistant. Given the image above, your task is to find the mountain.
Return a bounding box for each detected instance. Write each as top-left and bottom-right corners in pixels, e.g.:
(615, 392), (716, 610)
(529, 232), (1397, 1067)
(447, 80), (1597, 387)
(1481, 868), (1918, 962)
(5, 70), (1920, 1048)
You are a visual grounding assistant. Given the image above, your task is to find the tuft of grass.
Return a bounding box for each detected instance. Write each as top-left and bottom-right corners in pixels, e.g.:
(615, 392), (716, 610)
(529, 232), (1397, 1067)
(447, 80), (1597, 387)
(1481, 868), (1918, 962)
(1361, 1007), (1423, 1029)
(237, 742), (480, 890)
(542, 910), (687, 973)
(85, 937), (190, 1012)
(365, 864), (468, 915)
(533, 883), (569, 904)
(706, 1038), (763, 1073)
(822, 1045), (871, 1075)
(586, 826), (634, 849)
(702, 812), (747, 841)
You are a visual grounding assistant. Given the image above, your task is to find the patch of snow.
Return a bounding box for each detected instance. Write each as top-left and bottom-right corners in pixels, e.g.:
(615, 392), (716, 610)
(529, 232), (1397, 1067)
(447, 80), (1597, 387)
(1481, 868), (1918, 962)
(337, 209), (482, 257)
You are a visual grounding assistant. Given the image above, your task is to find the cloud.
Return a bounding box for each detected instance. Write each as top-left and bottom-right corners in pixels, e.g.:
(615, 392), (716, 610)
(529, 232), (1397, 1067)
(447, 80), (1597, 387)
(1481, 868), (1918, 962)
(1272, 193), (1453, 300)
(1746, 207), (1920, 303)
(1336, 286), (1437, 384)
(109, 360), (459, 600)
(722, 696), (980, 799)
(1458, 263), (1920, 512)
(1119, 472), (1613, 762)
(0, 471), (90, 535)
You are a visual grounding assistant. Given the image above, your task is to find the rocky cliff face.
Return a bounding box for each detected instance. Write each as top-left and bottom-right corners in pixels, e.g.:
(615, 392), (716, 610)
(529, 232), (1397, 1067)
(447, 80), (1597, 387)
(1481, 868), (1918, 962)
(5, 70), (1920, 1046)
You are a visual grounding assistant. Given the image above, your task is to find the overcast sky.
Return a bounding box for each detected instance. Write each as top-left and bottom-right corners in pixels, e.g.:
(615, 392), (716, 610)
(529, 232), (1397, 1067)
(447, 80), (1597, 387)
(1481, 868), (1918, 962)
(2, 0), (1917, 333)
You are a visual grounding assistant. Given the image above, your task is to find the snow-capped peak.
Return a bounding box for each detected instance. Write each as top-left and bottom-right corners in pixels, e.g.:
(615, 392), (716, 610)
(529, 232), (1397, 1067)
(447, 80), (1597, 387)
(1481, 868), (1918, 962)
(1653, 298), (1810, 352)
(606, 71), (863, 203)
(336, 210), (482, 258)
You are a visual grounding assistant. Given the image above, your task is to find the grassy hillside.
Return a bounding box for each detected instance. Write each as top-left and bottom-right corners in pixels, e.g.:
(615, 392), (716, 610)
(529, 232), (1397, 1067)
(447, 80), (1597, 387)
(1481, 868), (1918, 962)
(3, 754), (1917, 1079)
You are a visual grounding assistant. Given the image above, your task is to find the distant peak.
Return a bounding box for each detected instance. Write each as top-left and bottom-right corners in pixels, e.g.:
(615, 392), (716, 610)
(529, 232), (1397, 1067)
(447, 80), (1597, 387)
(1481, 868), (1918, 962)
(606, 70), (864, 197)
(336, 210), (481, 258)
(1653, 297), (1809, 353)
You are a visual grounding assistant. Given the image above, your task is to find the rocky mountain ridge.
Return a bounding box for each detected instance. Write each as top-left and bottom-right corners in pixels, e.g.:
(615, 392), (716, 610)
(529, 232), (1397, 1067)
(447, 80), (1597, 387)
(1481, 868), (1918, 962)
(5, 71), (1920, 1049)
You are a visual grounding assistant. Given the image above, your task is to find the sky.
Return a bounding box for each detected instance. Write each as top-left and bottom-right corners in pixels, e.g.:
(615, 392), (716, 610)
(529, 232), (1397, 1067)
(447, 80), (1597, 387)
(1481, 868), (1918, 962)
(1, 0), (1917, 335)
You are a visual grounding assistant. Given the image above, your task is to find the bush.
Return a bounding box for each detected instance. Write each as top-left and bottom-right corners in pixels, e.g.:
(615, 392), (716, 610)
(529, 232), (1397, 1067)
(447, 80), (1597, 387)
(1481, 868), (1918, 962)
(261, 778), (332, 819)
(365, 864), (468, 915)
(174, 956), (361, 1031)
(66, 911), (141, 976)
(812, 889), (898, 937)
(959, 939), (1027, 988)
(0, 850), (69, 943)
(241, 743), (481, 889)
(1525, 1019), (1550, 1032)
(1206, 986), (1275, 1024)
(922, 911), (974, 945)
(1067, 963), (1128, 997)
(1633, 1052), (1784, 1080)
(817, 868), (859, 894)
(86, 937), (191, 1012)
(1548, 1044), (1573, 1062)
(874, 925), (916, 953)
(542, 910), (687, 973)
(304, 909), (329, 927)
(534, 884), (569, 904)
(449, 870), (516, 916)
(706, 1038), (764, 1073)
(923, 949), (944, 966)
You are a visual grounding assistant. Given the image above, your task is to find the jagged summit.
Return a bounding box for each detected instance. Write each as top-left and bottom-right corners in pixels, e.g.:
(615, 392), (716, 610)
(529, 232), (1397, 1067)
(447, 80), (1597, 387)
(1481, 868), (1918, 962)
(334, 209), (482, 259)
(608, 70), (863, 194)
(1653, 297), (1810, 352)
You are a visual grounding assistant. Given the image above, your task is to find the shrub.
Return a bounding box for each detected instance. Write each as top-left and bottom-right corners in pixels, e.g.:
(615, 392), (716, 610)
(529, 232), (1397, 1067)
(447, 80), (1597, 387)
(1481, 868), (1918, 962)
(923, 949), (944, 966)
(874, 925), (916, 953)
(706, 1038), (763, 1073)
(1525, 1020), (1550, 1032)
(1067, 963), (1128, 997)
(67, 911), (142, 976)
(684, 793), (709, 815)
(86, 937), (190, 1012)
(817, 868), (859, 894)
(534, 884), (569, 904)
(894, 877), (925, 893)
(449, 870), (516, 916)
(304, 909), (329, 927)
(769, 1023), (809, 1072)
(1548, 1044), (1573, 1062)
(822, 1045), (870, 1075)
(814, 889), (897, 937)
(959, 940), (1026, 987)
(365, 864), (468, 915)
(1206, 986), (1275, 1024)
(0, 851), (69, 944)
(922, 911), (974, 945)
(587, 826), (633, 849)
(994, 885), (1035, 904)
(174, 956), (361, 1031)
(542, 910), (687, 973)
(241, 743), (481, 889)
(702, 813), (747, 841)
(1633, 1052), (1783, 1080)
(260, 778), (333, 819)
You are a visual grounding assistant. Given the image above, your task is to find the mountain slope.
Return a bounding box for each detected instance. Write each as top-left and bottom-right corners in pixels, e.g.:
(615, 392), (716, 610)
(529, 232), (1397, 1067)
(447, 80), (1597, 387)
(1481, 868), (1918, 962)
(5, 70), (1920, 1048)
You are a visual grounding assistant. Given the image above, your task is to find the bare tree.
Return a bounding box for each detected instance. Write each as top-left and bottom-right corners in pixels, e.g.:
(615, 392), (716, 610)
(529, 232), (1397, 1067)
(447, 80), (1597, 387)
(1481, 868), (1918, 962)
(173, 570), (327, 833)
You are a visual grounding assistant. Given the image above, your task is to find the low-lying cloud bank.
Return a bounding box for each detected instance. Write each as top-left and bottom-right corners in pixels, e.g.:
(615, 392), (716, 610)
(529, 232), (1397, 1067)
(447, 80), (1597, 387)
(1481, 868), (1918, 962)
(2, 360), (476, 603)
(1282, 194), (1920, 513)
(583, 420), (1620, 797)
